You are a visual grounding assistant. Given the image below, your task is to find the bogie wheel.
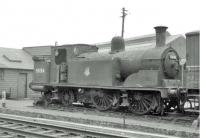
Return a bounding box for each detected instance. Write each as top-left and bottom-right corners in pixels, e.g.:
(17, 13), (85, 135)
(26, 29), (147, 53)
(60, 90), (75, 106)
(164, 99), (178, 112)
(91, 90), (117, 111)
(128, 92), (155, 115)
(43, 92), (52, 107)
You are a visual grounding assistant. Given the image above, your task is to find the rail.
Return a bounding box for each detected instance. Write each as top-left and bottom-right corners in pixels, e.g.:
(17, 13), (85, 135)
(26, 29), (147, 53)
(0, 113), (180, 138)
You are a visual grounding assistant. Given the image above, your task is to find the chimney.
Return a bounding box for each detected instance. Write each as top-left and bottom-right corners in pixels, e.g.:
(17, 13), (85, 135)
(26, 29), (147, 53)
(154, 26), (168, 47)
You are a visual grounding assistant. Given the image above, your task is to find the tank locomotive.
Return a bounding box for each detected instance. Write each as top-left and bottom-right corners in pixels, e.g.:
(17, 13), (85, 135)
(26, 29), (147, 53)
(30, 26), (198, 115)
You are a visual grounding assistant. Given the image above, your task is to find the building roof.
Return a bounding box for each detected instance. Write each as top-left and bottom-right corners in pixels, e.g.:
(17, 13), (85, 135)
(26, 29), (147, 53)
(0, 47), (33, 70)
(97, 33), (186, 59)
(23, 44), (98, 58)
(96, 33), (182, 49)
(23, 46), (52, 57)
(96, 32), (171, 49)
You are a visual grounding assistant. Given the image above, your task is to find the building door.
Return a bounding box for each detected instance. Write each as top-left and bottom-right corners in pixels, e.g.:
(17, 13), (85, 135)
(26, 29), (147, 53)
(18, 73), (27, 98)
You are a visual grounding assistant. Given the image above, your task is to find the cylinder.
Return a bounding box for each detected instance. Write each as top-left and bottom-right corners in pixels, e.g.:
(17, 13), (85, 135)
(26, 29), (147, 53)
(29, 83), (45, 92)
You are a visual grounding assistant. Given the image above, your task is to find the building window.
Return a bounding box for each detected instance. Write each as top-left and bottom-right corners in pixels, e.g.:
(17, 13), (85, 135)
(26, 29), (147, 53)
(0, 69), (4, 80)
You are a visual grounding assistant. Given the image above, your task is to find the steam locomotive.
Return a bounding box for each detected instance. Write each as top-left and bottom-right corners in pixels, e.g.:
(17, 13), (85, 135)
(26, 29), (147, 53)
(30, 26), (199, 115)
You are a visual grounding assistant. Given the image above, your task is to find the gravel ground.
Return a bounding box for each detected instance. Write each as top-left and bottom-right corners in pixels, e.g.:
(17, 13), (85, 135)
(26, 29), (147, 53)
(0, 99), (199, 138)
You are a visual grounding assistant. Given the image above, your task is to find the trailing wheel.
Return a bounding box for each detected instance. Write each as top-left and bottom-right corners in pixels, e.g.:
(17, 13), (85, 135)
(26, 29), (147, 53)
(128, 92), (156, 115)
(60, 90), (75, 106)
(91, 89), (116, 111)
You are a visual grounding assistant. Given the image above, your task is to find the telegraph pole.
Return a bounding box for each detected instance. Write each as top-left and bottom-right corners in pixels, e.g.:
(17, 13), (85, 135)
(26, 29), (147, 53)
(121, 7), (127, 38)
(55, 41), (58, 46)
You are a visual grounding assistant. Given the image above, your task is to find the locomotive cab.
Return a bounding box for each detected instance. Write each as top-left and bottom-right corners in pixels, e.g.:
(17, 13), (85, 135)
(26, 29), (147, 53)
(30, 44), (98, 92)
(51, 44), (98, 83)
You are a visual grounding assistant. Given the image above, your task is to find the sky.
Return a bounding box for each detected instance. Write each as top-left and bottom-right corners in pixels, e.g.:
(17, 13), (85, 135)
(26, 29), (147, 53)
(0, 0), (199, 48)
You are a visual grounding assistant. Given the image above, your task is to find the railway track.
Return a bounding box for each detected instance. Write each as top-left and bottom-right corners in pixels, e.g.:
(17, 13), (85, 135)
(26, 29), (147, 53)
(35, 103), (198, 127)
(0, 113), (180, 138)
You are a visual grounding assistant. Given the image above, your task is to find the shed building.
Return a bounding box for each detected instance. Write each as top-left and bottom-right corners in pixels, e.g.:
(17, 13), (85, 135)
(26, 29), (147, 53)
(0, 47), (34, 99)
(96, 33), (186, 59)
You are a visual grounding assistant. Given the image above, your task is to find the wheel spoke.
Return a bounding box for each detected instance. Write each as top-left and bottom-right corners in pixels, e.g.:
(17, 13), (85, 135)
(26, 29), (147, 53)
(100, 98), (103, 106)
(97, 98), (101, 106)
(91, 90), (113, 111)
(105, 96), (111, 106)
(144, 96), (151, 103)
(137, 101), (141, 111)
(102, 97), (107, 108)
(139, 101), (144, 111)
(107, 95), (113, 101)
(96, 97), (101, 106)
(141, 99), (148, 110)
(102, 97), (106, 107)
(143, 98), (151, 107)
(128, 93), (155, 115)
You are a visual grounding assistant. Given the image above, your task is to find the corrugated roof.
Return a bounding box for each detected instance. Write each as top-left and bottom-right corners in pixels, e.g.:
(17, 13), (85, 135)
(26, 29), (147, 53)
(98, 34), (186, 59)
(96, 32), (171, 49)
(0, 47), (33, 70)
